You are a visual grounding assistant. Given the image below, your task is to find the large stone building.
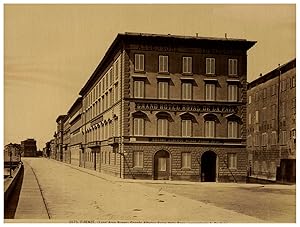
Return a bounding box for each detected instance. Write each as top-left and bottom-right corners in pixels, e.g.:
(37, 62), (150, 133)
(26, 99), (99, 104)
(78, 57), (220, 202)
(247, 59), (296, 183)
(21, 138), (37, 157)
(73, 32), (256, 182)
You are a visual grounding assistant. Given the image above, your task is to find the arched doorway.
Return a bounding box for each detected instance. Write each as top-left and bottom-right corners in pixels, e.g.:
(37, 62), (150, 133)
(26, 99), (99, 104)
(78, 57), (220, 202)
(201, 151), (217, 182)
(154, 150), (170, 180)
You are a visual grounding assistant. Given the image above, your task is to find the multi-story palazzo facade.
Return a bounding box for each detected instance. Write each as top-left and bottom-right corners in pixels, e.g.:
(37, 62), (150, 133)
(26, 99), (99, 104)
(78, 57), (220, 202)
(247, 59), (296, 183)
(78, 33), (256, 182)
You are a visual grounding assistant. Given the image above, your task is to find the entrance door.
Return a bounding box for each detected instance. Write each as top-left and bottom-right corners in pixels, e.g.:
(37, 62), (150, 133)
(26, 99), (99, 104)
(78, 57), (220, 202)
(154, 150), (170, 180)
(201, 151), (217, 182)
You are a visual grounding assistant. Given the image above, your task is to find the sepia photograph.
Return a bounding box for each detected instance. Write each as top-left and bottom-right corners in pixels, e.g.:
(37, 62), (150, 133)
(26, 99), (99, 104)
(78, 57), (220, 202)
(3, 1), (296, 224)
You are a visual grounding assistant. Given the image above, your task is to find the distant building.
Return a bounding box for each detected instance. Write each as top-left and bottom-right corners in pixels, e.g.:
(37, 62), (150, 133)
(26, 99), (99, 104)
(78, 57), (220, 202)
(68, 97), (83, 167)
(247, 59), (296, 183)
(56, 115), (67, 161)
(4, 143), (21, 162)
(21, 139), (37, 157)
(49, 138), (57, 159)
(63, 115), (71, 163)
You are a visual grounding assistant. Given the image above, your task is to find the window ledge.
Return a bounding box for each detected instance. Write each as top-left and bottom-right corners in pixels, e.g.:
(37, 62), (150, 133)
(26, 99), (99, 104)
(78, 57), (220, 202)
(181, 168), (192, 171)
(134, 70), (146, 74)
(156, 75), (171, 80)
(182, 73), (193, 76)
(132, 74), (147, 79)
(158, 72), (170, 75)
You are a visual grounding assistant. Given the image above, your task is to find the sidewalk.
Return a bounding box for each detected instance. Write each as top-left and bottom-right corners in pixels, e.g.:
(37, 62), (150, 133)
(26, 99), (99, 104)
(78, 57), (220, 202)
(50, 158), (295, 190)
(13, 160), (49, 220)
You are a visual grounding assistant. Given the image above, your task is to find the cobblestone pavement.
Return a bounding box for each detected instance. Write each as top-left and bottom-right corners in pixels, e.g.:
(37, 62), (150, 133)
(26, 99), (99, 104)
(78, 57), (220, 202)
(12, 158), (295, 223)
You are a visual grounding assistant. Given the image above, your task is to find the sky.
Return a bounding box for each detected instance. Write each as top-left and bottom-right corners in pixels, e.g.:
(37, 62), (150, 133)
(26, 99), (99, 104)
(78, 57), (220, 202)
(3, 4), (296, 149)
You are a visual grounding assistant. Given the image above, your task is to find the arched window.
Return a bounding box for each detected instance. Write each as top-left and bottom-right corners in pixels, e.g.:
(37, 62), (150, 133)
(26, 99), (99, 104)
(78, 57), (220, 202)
(226, 114), (241, 138)
(180, 113), (196, 137)
(203, 113), (219, 138)
(156, 112), (172, 136)
(132, 111), (148, 136)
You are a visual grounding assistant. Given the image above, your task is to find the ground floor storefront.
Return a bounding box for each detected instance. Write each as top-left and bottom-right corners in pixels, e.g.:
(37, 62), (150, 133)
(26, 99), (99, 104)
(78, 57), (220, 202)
(57, 142), (247, 182)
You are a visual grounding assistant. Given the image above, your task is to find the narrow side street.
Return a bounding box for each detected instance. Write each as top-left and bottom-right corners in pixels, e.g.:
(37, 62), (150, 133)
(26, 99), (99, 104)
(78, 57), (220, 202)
(10, 158), (295, 223)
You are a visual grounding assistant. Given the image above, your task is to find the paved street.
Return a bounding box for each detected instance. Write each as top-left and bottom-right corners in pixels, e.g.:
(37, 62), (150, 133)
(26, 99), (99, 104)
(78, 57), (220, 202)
(11, 157), (295, 223)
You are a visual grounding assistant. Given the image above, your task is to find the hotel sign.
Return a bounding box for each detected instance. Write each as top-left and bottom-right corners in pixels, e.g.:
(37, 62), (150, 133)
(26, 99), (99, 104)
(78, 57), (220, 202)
(135, 102), (238, 113)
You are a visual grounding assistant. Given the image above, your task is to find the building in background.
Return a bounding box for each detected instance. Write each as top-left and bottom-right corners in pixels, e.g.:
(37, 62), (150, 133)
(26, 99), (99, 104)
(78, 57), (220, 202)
(56, 115), (67, 161)
(76, 32), (255, 182)
(247, 58), (296, 183)
(68, 97), (83, 167)
(4, 143), (22, 162)
(63, 115), (71, 163)
(21, 139), (37, 157)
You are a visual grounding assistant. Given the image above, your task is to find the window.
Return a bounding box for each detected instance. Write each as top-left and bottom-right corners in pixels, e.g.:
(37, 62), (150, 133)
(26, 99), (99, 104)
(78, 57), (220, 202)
(205, 83), (216, 101)
(205, 120), (215, 137)
(271, 131), (277, 145)
(247, 135), (253, 147)
(248, 113), (252, 125)
(114, 118), (119, 137)
(262, 133), (268, 147)
(159, 55), (168, 73)
(228, 84), (238, 101)
(182, 82), (192, 100)
(158, 81), (169, 99)
(254, 133), (260, 146)
(157, 118), (168, 136)
(135, 54), (144, 71)
(271, 105), (276, 119)
(228, 121), (238, 138)
(281, 80), (286, 92)
(228, 59), (238, 75)
(271, 84), (276, 95)
(281, 131), (287, 145)
(109, 89), (112, 107)
(206, 58), (215, 74)
(181, 153), (191, 169)
(133, 151), (143, 168)
(158, 158), (167, 171)
(262, 107), (267, 123)
(263, 88), (267, 99)
(134, 80), (144, 98)
(110, 68), (113, 86)
(255, 92), (259, 101)
(114, 83), (119, 103)
(105, 93), (108, 109)
(133, 118), (144, 136)
(182, 57), (192, 73)
(182, 120), (192, 137)
(255, 110), (259, 123)
(282, 102), (286, 117)
(115, 60), (119, 80)
(228, 153), (237, 169)
(291, 76), (296, 88)
(248, 95), (252, 104)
